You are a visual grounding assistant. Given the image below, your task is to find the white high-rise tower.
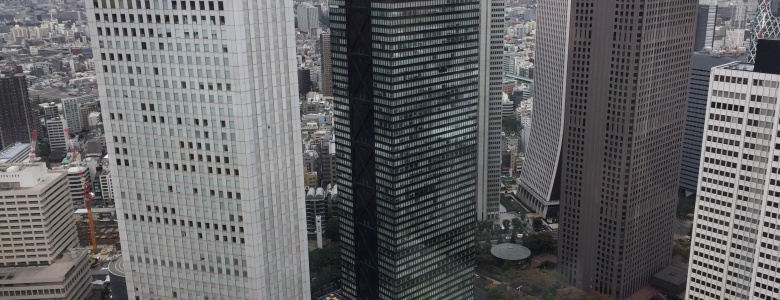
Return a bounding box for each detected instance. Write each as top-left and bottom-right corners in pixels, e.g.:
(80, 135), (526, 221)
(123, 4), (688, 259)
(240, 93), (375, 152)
(686, 40), (780, 300)
(86, 0), (311, 299)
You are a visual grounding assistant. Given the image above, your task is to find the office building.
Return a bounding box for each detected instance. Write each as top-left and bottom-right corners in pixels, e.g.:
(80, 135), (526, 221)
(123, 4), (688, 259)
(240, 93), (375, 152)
(86, 0), (311, 299)
(320, 32), (333, 97)
(694, 4), (717, 51)
(0, 142), (31, 164)
(332, 0), (480, 297)
(515, 0), (570, 218)
(79, 101), (101, 131)
(476, 0), (505, 221)
(45, 117), (67, 154)
(40, 102), (61, 120)
(297, 3), (320, 33)
(555, 1), (698, 298)
(0, 163), (91, 299)
(61, 95), (97, 133)
(680, 54), (735, 193)
(305, 187), (327, 237)
(0, 73), (35, 149)
(685, 40), (780, 300)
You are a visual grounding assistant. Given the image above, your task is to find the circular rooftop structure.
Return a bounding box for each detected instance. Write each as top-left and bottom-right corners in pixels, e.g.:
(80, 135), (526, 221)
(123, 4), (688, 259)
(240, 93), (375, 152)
(108, 256), (128, 300)
(491, 243), (532, 261)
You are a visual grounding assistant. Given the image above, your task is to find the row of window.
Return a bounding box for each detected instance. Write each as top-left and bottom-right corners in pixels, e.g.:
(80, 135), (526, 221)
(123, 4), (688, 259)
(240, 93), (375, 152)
(94, 0), (225, 11)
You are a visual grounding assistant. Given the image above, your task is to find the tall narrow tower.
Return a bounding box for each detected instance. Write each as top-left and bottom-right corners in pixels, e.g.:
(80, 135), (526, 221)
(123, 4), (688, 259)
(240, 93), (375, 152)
(515, 0), (571, 218)
(86, 0), (311, 299)
(556, 0), (698, 298)
(476, 0), (506, 221)
(332, 0), (480, 298)
(0, 73), (35, 149)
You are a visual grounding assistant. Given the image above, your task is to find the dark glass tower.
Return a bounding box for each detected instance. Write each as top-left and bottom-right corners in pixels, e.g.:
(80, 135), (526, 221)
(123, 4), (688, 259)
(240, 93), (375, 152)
(331, 0), (479, 298)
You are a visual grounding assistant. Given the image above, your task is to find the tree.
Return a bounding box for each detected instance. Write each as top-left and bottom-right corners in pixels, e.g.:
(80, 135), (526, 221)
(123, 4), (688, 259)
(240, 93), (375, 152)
(532, 217), (544, 231)
(502, 219), (511, 233)
(522, 232), (557, 255)
(511, 217), (522, 230)
(324, 217), (339, 241)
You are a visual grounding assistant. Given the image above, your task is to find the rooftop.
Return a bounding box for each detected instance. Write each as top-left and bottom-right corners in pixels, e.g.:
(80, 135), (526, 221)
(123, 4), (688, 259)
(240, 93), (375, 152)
(107, 256), (125, 277)
(0, 143), (30, 164)
(490, 243), (531, 261)
(652, 266), (687, 287)
(0, 249), (87, 284)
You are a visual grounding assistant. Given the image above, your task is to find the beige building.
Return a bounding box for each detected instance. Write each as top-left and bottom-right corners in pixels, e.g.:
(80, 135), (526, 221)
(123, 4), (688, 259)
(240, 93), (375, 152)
(0, 163), (91, 299)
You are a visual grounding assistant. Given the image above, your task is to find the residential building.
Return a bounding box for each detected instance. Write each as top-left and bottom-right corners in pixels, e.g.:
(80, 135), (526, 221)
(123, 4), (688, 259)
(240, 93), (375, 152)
(685, 40), (780, 300)
(320, 32), (333, 97)
(0, 163), (91, 299)
(476, 0), (505, 221)
(297, 3), (320, 33)
(680, 54), (736, 193)
(0, 73), (35, 149)
(78, 101), (100, 131)
(305, 187), (327, 237)
(86, 0), (311, 298)
(40, 102), (61, 120)
(61, 95), (97, 133)
(515, 0), (570, 219)
(332, 0), (479, 297)
(555, 0), (698, 298)
(67, 166), (89, 209)
(45, 117), (67, 154)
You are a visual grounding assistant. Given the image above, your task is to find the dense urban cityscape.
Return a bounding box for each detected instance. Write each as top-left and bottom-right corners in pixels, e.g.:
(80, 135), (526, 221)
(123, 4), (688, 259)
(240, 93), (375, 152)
(0, 0), (778, 299)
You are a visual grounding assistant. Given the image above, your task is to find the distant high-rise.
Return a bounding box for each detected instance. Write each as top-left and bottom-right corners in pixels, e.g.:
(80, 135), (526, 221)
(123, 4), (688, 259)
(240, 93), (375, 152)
(476, 0), (505, 220)
(515, 0), (570, 219)
(61, 95), (96, 133)
(320, 32), (333, 97)
(86, 0), (311, 299)
(332, 0), (480, 297)
(299, 68), (312, 96)
(555, 0), (698, 298)
(694, 4), (717, 51)
(0, 73), (34, 149)
(297, 3), (320, 33)
(679, 54), (735, 193)
(45, 117), (67, 154)
(685, 40), (780, 300)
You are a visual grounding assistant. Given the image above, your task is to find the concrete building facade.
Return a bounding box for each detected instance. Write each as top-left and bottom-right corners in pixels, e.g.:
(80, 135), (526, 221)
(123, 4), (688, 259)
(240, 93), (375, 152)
(61, 95), (97, 133)
(686, 43), (780, 300)
(0, 163), (91, 300)
(556, 0), (698, 298)
(86, 0), (311, 299)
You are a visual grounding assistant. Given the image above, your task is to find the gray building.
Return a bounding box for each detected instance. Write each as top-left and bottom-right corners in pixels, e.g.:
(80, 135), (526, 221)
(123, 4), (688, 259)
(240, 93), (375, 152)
(332, 0), (480, 297)
(0, 74), (35, 149)
(679, 54), (735, 193)
(556, 0), (698, 299)
(320, 32), (333, 97)
(296, 3), (320, 33)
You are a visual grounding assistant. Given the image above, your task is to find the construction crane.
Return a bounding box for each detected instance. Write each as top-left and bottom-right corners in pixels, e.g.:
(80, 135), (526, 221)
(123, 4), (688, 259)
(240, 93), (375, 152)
(82, 170), (98, 253)
(28, 129), (37, 162)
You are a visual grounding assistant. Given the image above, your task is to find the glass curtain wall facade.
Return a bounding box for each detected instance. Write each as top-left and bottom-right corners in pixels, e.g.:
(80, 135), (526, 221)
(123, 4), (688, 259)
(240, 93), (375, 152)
(331, 0), (479, 298)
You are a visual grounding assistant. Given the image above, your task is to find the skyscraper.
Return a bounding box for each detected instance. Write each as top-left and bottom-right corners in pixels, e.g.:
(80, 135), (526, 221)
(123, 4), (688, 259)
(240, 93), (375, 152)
(680, 54), (735, 193)
(320, 32), (333, 97)
(297, 3), (320, 34)
(694, 4), (717, 51)
(556, 0), (698, 298)
(476, 0), (505, 221)
(686, 40), (780, 300)
(332, 0), (480, 297)
(86, 0), (311, 299)
(0, 73), (35, 149)
(515, 0), (571, 218)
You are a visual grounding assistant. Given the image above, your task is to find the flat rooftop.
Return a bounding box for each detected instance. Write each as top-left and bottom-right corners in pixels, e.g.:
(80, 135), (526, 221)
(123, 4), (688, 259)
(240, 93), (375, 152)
(720, 62), (755, 72)
(107, 256), (125, 277)
(0, 250), (86, 284)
